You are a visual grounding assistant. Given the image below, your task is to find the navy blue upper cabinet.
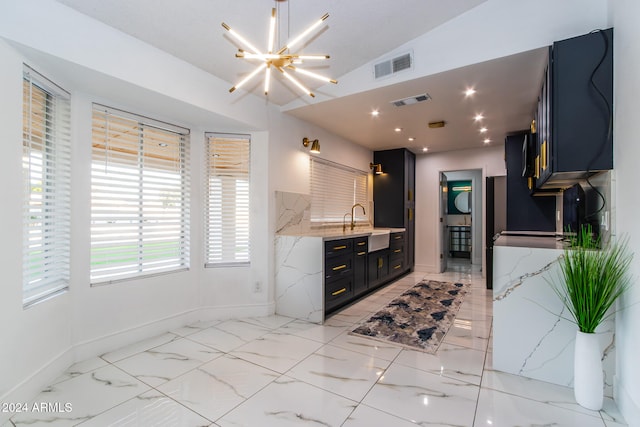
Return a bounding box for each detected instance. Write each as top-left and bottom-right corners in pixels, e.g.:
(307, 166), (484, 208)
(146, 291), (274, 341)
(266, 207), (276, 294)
(534, 28), (613, 190)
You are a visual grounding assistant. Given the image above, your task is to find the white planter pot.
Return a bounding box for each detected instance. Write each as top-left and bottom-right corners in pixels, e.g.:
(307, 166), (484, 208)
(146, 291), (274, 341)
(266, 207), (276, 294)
(574, 330), (603, 411)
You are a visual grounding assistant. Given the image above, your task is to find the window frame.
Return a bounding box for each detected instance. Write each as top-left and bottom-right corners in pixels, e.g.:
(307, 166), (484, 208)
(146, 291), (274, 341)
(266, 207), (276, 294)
(309, 157), (369, 225)
(22, 65), (72, 307)
(89, 104), (191, 285)
(204, 132), (251, 268)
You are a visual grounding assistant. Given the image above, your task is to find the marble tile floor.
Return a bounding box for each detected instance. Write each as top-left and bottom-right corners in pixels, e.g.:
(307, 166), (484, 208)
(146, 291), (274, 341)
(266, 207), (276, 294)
(5, 267), (627, 426)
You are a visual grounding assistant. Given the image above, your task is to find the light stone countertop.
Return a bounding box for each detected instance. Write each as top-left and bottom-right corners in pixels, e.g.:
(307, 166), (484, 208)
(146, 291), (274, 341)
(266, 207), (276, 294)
(494, 234), (568, 249)
(278, 227), (406, 241)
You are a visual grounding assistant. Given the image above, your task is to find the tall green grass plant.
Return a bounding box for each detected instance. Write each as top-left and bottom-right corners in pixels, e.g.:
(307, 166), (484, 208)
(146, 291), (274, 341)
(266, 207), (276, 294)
(550, 226), (632, 333)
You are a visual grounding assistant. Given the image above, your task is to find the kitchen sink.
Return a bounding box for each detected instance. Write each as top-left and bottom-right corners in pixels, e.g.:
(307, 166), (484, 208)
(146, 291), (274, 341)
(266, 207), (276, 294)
(368, 229), (390, 252)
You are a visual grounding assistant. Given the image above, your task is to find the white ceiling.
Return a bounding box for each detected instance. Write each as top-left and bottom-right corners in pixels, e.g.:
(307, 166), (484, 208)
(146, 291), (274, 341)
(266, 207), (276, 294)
(54, 0), (548, 154)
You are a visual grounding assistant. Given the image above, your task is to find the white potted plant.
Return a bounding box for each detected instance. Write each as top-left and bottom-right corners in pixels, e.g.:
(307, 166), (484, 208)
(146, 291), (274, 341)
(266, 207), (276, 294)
(549, 225), (632, 410)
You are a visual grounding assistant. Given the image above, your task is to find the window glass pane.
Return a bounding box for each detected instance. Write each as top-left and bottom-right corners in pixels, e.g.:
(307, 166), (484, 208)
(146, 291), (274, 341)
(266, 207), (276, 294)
(310, 158), (369, 223)
(22, 66), (71, 306)
(205, 133), (250, 266)
(90, 105), (190, 284)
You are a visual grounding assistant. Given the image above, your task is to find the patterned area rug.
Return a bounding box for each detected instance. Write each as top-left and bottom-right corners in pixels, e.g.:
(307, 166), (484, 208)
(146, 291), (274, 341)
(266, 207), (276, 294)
(351, 280), (470, 353)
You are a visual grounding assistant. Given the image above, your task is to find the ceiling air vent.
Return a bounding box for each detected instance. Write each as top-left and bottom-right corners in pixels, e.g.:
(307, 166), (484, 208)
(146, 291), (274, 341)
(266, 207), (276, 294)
(390, 93), (431, 107)
(374, 52), (413, 79)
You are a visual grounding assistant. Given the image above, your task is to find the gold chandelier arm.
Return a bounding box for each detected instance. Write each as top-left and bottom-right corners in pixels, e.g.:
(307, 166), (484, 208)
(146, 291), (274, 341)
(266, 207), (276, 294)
(276, 13), (329, 55)
(229, 62), (268, 93)
(286, 65), (337, 84)
(277, 67), (315, 98)
(222, 22), (263, 55)
(264, 65), (271, 95)
(293, 55), (330, 60)
(268, 8), (276, 54)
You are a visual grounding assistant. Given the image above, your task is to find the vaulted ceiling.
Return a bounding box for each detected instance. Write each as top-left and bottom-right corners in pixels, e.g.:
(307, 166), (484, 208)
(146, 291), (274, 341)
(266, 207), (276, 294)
(54, 0), (548, 153)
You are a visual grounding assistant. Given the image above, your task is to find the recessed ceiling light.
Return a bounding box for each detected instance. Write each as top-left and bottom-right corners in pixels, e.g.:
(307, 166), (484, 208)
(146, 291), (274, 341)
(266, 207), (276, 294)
(408, 137), (415, 142)
(394, 127), (402, 132)
(371, 110), (379, 117)
(474, 114), (484, 121)
(479, 127), (488, 133)
(422, 147), (428, 152)
(484, 138), (491, 144)
(465, 88), (476, 97)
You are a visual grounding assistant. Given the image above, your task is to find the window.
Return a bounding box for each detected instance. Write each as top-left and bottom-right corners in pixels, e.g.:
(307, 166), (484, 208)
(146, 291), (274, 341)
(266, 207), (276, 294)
(310, 158), (368, 223)
(205, 133), (250, 266)
(90, 104), (190, 284)
(22, 66), (71, 307)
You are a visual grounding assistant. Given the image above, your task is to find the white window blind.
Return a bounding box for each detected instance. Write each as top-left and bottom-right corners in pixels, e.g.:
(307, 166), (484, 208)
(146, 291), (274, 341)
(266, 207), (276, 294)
(90, 104), (190, 284)
(205, 133), (250, 267)
(310, 158), (368, 223)
(22, 66), (71, 307)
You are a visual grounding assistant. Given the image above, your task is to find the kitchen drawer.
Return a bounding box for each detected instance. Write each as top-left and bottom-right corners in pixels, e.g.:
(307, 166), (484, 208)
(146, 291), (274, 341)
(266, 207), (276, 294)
(389, 244), (404, 257)
(325, 239), (353, 257)
(325, 276), (353, 311)
(353, 237), (368, 252)
(390, 232), (405, 244)
(325, 254), (353, 281)
(389, 258), (404, 274)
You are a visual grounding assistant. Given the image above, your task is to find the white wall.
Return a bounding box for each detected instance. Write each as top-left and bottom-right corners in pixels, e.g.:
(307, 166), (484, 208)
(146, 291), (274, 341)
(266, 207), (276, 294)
(415, 146), (505, 273)
(611, 0), (640, 424)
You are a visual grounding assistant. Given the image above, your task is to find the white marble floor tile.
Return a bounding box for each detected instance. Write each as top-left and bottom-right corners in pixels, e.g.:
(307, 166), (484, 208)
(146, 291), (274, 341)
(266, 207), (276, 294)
(326, 310), (370, 325)
(474, 387), (606, 426)
(362, 363), (479, 426)
(442, 318), (491, 351)
(482, 368), (624, 421)
(171, 320), (223, 337)
(78, 390), (211, 427)
(329, 331), (403, 362)
(114, 338), (223, 387)
(394, 343), (486, 385)
(51, 357), (108, 385)
(241, 314), (295, 330)
(157, 355), (279, 422)
(187, 320), (270, 353)
(286, 344), (390, 401)
(276, 318), (351, 343)
(10, 365), (149, 426)
(229, 332), (322, 373)
(216, 377), (357, 427)
(342, 404), (420, 427)
(101, 332), (180, 363)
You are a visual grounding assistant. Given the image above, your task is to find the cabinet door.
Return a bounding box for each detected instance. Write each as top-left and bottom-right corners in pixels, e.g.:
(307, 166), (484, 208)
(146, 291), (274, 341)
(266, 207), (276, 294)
(353, 237), (368, 296)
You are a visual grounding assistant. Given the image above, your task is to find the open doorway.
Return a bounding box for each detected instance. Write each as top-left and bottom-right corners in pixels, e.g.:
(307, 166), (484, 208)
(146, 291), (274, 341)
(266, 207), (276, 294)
(439, 169), (483, 272)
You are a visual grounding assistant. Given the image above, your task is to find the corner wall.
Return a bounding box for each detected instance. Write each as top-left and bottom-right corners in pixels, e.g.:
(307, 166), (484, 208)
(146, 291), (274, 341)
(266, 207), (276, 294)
(611, 0), (640, 424)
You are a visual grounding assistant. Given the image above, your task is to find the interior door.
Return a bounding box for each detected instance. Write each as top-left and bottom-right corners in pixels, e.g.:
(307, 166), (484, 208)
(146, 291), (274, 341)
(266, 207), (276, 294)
(439, 172), (448, 272)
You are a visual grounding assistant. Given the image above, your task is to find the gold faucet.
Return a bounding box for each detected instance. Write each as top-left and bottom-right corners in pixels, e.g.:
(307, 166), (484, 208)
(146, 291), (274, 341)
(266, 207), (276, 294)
(350, 203), (366, 230)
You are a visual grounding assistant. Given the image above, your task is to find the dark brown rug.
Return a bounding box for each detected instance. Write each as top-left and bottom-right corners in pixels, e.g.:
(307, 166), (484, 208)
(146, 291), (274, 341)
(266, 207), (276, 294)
(350, 280), (470, 353)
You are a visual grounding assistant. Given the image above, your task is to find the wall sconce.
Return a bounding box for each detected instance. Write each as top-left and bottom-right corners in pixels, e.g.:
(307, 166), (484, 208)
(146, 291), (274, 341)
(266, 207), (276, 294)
(370, 162), (383, 174)
(302, 137), (320, 154)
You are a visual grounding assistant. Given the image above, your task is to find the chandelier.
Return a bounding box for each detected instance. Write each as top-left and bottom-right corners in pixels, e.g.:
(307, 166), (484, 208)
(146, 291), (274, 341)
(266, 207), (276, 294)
(222, 6), (337, 98)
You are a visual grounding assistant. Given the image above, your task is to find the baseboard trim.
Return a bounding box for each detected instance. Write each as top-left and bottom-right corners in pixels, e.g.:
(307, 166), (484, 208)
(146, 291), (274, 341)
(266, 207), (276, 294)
(0, 301), (275, 425)
(615, 378), (640, 427)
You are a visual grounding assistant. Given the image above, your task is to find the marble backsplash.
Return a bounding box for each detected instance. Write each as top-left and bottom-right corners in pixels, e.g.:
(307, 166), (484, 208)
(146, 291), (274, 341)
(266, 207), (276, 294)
(275, 191), (312, 235)
(275, 191), (373, 235)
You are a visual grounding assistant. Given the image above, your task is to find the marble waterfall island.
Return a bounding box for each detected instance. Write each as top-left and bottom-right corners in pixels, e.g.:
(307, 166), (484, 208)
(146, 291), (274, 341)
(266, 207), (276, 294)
(492, 236), (615, 396)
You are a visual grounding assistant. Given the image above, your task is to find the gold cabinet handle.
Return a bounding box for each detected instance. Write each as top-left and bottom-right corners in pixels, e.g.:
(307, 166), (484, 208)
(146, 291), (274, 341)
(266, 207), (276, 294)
(331, 288), (347, 296)
(357, 251), (366, 256)
(394, 249), (401, 253)
(393, 264), (402, 270)
(333, 245), (347, 250)
(357, 241), (366, 246)
(408, 208), (413, 221)
(541, 140), (547, 171)
(332, 264), (347, 271)
(395, 235), (402, 240)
